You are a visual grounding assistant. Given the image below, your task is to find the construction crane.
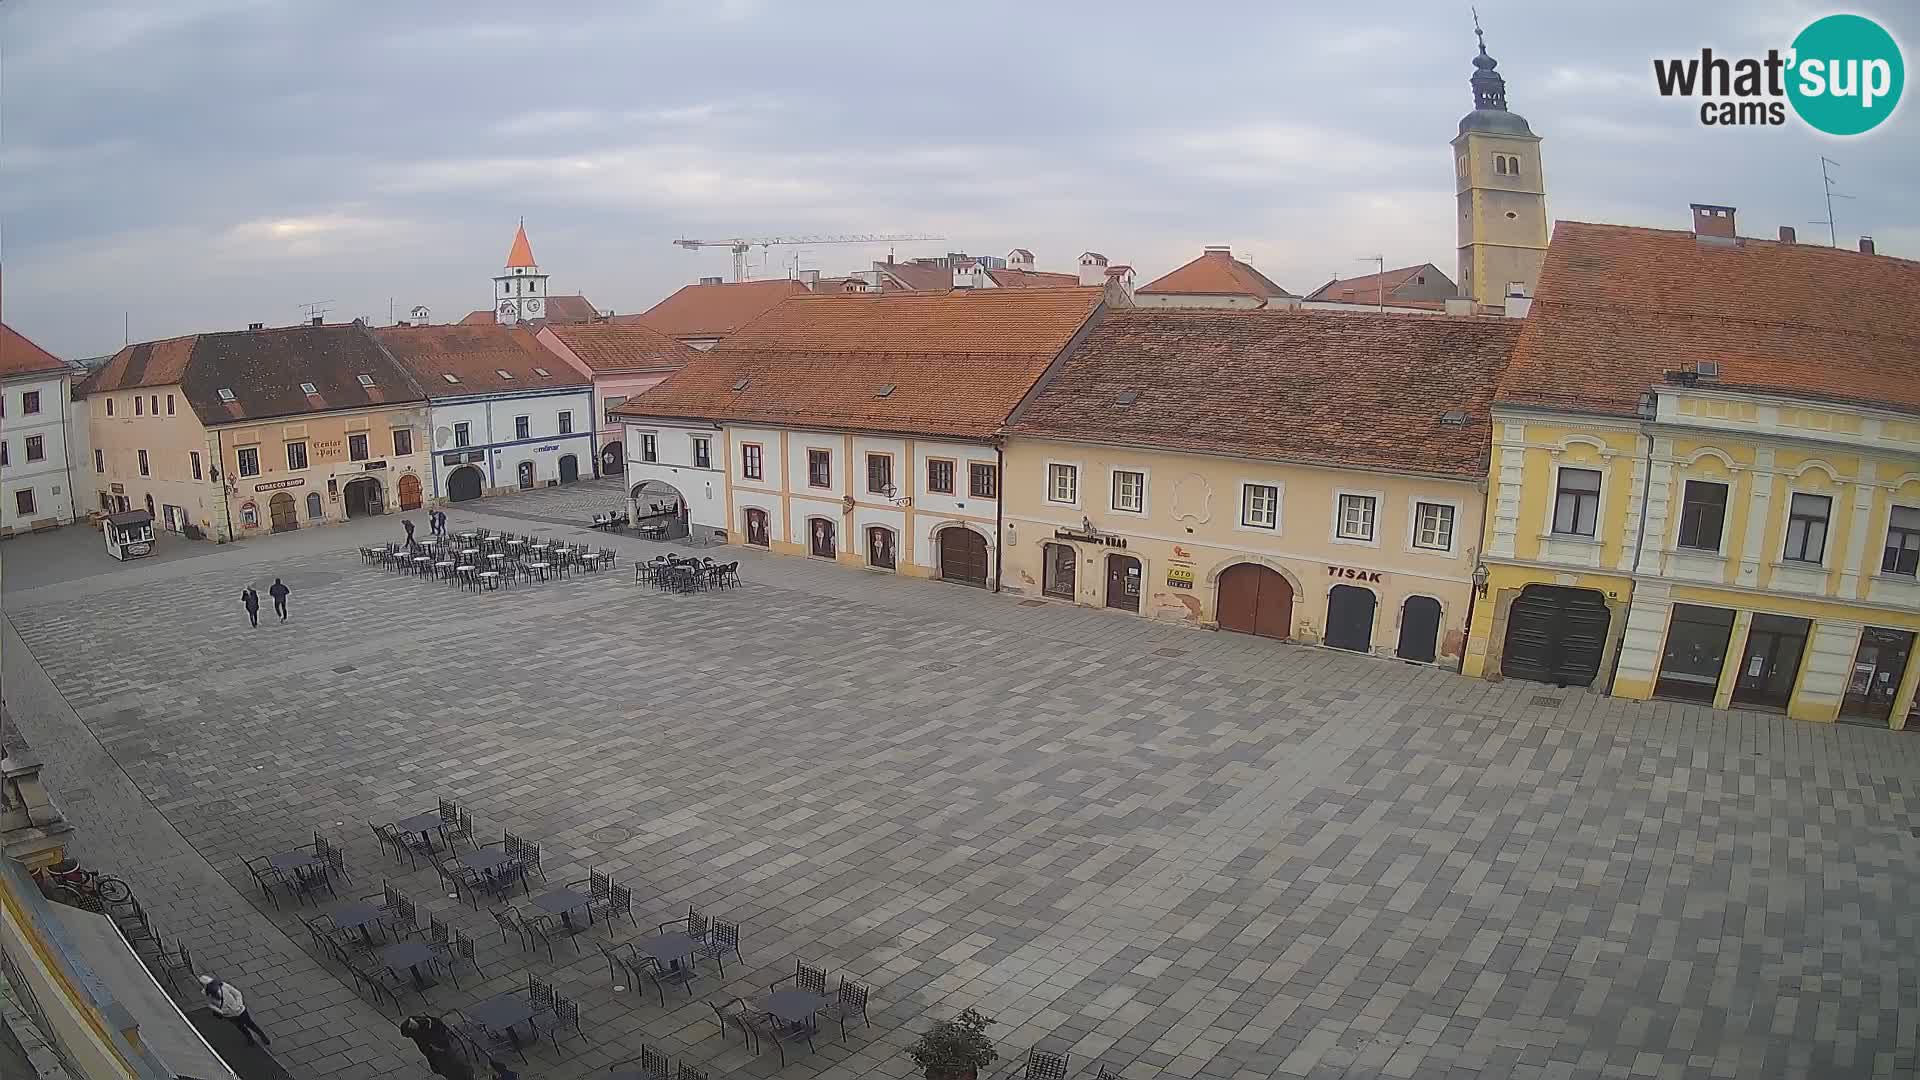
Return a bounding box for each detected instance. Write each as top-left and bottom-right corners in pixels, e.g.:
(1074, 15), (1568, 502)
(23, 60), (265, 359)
(673, 233), (946, 283)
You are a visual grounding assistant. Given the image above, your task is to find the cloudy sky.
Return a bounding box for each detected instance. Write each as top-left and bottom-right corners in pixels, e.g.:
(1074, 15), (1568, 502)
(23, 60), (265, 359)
(2, 0), (1914, 359)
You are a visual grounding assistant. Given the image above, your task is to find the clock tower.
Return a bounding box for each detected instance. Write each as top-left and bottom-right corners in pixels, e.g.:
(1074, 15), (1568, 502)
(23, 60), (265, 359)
(1451, 21), (1549, 314)
(493, 219), (548, 324)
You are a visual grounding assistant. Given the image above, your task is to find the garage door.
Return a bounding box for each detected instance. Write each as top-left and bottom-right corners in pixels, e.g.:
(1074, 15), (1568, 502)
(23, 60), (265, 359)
(938, 528), (989, 587)
(1501, 584), (1611, 687)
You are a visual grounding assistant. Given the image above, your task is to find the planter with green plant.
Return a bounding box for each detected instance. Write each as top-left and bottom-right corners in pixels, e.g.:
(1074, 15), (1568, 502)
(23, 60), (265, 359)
(906, 1006), (999, 1080)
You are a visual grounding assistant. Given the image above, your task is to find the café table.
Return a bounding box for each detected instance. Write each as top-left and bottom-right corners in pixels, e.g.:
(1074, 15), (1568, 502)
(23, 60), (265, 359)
(396, 812), (446, 853)
(268, 849), (322, 875)
(763, 989), (828, 1026)
(637, 932), (701, 972)
(459, 847), (519, 896)
(468, 990), (537, 1048)
(381, 939), (439, 991)
(530, 887), (592, 933)
(328, 900), (384, 945)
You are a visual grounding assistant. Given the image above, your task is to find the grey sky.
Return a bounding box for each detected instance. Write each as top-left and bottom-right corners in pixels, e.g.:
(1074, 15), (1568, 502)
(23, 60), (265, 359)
(3, 0), (1914, 359)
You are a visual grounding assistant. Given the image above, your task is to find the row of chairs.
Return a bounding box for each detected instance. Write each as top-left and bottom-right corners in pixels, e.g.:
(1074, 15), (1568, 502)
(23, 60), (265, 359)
(449, 974), (585, 1064)
(615, 1044), (709, 1080)
(701, 959), (873, 1066)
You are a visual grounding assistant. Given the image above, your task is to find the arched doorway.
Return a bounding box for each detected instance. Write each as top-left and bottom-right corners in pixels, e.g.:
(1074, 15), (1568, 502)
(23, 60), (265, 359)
(937, 527), (989, 587)
(601, 442), (624, 475)
(744, 507), (770, 547)
(1326, 585), (1376, 652)
(1216, 563), (1293, 640)
(1042, 542), (1076, 599)
(808, 518), (837, 558)
(517, 461), (535, 489)
(1105, 553), (1141, 612)
(559, 454), (580, 483)
(269, 492), (298, 533)
(633, 480), (688, 540)
(1501, 585), (1610, 687)
(1396, 596), (1443, 663)
(306, 491), (324, 520)
(343, 477), (384, 518)
(398, 473), (422, 511)
(447, 466), (483, 502)
(867, 526), (897, 570)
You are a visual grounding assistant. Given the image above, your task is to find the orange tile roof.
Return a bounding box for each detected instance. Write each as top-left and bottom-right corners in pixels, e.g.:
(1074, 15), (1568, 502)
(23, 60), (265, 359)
(629, 278), (809, 340)
(1138, 249), (1295, 299)
(375, 323), (589, 396)
(0, 322), (70, 378)
(458, 309), (496, 325)
(875, 261), (953, 292)
(505, 222), (537, 268)
(545, 322), (698, 374)
(1009, 308), (1520, 478)
(615, 286), (1106, 439)
(1500, 221), (1920, 418)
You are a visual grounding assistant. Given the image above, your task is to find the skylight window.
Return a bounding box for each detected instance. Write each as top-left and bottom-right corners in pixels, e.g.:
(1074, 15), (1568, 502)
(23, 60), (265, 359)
(875, 383), (896, 398)
(357, 374), (375, 387)
(217, 388), (236, 402)
(533, 367), (551, 377)
(442, 374), (460, 384)
(1115, 390), (1139, 405)
(732, 378), (751, 392)
(496, 369), (515, 380)
(300, 382), (319, 395)
(1440, 409), (1468, 426)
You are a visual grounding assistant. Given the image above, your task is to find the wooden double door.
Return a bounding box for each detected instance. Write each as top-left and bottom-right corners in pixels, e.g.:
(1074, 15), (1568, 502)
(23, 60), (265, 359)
(939, 528), (988, 588)
(1215, 564), (1293, 640)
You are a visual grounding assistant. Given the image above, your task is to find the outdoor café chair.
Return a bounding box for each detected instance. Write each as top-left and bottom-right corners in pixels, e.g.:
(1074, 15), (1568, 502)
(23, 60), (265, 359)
(639, 955), (698, 1006)
(599, 941), (644, 990)
(742, 1008), (813, 1066)
(675, 1064), (708, 1080)
(1017, 1048), (1071, 1080)
(243, 855), (287, 909)
(771, 959), (827, 995)
(697, 919), (742, 974)
(825, 977), (871, 1039)
(706, 996), (751, 1040)
(535, 996), (583, 1056)
(626, 1044), (673, 1080)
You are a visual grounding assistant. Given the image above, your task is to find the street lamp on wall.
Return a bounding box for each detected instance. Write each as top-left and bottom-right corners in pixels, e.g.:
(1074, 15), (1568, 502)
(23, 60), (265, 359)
(1472, 563), (1490, 597)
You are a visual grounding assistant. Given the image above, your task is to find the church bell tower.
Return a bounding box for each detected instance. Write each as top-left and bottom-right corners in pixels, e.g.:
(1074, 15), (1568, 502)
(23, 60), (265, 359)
(1452, 21), (1549, 313)
(493, 220), (548, 324)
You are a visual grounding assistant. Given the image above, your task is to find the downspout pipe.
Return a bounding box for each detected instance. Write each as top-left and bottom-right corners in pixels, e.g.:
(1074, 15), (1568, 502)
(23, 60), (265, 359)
(1458, 475), (1490, 675)
(1601, 416), (1657, 694)
(993, 440), (1005, 594)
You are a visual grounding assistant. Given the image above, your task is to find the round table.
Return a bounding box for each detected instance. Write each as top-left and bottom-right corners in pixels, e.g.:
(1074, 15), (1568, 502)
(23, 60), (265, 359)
(763, 989), (827, 1024)
(529, 562), (550, 581)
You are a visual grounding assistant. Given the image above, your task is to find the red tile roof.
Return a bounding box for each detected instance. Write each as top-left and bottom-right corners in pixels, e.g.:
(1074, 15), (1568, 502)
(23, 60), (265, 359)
(86, 324), (428, 424)
(458, 309), (496, 326)
(458, 294), (603, 328)
(988, 268), (1081, 288)
(1305, 264), (1446, 304)
(875, 261), (954, 292)
(0, 322), (70, 378)
(626, 279), (809, 341)
(544, 322), (698, 374)
(505, 222), (537, 268)
(1138, 249), (1295, 300)
(615, 286), (1106, 439)
(375, 323), (589, 397)
(1008, 308), (1520, 479)
(1500, 221), (1920, 418)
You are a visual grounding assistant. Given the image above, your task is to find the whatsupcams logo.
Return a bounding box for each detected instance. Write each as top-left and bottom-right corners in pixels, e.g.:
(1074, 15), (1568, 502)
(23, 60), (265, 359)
(1653, 13), (1904, 134)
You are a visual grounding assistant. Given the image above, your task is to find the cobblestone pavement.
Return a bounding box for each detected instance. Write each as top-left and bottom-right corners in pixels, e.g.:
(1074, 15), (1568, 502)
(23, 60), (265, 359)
(4, 493), (1920, 1080)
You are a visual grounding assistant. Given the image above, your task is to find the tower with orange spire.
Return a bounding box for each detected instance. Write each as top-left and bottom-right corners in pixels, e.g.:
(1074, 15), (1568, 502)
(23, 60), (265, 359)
(493, 219), (549, 324)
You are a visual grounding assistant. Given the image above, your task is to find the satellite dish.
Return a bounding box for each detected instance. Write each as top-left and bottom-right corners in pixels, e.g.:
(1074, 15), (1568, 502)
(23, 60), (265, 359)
(435, 426), (452, 448)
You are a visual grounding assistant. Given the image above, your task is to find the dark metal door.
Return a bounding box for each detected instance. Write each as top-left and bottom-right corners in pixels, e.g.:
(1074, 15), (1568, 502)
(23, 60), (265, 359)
(939, 528), (989, 588)
(1501, 585), (1610, 687)
(1842, 628), (1915, 724)
(1731, 616), (1811, 711)
(1396, 596), (1442, 663)
(1216, 564), (1292, 640)
(1104, 554), (1141, 612)
(448, 467), (482, 502)
(559, 455), (580, 483)
(517, 461), (535, 489)
(868, 527), (896, 570)
(744, 508), (769, 547)
(1325, 585), (1376, 652)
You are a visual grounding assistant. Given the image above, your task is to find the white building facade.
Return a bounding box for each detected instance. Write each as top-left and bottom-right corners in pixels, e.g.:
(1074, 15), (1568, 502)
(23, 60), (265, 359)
(1, 368), (79, 536)
(428, 387), (597, 502)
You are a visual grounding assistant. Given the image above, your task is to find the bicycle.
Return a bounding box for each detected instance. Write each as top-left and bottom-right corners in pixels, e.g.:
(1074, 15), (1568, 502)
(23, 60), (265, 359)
(30, 859), (133, 904)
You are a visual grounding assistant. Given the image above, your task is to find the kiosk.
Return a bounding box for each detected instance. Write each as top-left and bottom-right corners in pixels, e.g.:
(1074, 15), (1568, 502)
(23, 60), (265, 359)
(103, 509), (155, 561)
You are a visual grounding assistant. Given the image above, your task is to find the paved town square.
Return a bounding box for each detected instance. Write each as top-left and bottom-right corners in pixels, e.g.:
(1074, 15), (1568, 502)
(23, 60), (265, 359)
(5, 488), (1919, 1079)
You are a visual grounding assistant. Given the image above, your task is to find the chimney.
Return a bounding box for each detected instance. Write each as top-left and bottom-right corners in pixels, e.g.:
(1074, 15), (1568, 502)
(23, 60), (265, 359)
(1690, 203), (1738, 241)
(1077, 251), (1109, 287)
(1860, 236), (1876, 256)
(1778, 225), (1796, 244)
(248, 322), (265, 331)
(1203, 245), (1233, 256)
(311, 314), (324, 326)
(698, 276), (723, 286)
(1444, 297), (1475, 316)
(1104, 264), (1136, 304)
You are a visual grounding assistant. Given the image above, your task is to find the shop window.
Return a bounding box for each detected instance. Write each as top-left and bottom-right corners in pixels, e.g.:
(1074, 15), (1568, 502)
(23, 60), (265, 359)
(1654, 604), (1735, 703)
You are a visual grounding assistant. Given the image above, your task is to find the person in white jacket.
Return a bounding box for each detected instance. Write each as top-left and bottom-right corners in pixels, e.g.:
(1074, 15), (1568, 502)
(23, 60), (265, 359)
(198, 975), (271, 1047)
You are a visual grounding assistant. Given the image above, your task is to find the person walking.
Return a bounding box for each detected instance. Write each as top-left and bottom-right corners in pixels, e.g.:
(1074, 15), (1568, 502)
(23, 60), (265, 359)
(269, 578), (290, 621)
(400, 1016), (471, 1079)
(404, 518), (417, 549)
(240, 587), (260, 628)
(198, 975), (270, 1047)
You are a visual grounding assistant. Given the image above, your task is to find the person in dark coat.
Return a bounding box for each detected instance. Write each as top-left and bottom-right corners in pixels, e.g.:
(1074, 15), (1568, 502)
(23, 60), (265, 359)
(269, 578), (290, 621)
(240, 587), (260, 628)
(489, 1060), (517, 1080)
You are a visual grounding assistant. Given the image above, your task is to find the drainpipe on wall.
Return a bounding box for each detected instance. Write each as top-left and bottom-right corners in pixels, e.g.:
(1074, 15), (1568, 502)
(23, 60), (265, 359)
(58, 377), (76, 525)
(215, 429), (234, 542)
(1458, 475), (1490, 675)
(993, 441), (1005, 593)
(1601, 426), (1658, 694)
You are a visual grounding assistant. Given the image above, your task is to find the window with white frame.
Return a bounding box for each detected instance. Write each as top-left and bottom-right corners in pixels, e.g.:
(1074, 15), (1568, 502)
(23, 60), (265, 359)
(1111, 470), (1144, 513)
(454, 422), (471, 448)
(1783, 492), (1831, 564)
(1336, 493), (1376, 541)
(691, 436), (711, 469)
(1242, 484), (1278, 529)
(1413, 502), (1454, 551)
(1047, 462), (1078, 504)
(237, 447), (260, 478)
(1552, 468), (1602, 537)
(640, 433), (658, 462)
(1884, 506), (1920, 577)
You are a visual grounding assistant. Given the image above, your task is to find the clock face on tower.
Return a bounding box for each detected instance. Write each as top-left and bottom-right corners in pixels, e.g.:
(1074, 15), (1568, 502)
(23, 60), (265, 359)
(526, 298), (542, 315)
(498, 300), (515, 316)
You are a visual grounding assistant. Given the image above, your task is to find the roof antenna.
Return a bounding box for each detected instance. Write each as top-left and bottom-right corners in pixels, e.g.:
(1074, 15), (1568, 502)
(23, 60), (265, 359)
(1810, 156), (1853, 248)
